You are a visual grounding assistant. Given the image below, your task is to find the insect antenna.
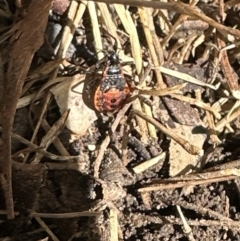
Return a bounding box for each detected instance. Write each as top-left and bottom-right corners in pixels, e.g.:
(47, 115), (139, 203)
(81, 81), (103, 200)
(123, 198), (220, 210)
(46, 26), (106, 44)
(101, 30), (119, 52)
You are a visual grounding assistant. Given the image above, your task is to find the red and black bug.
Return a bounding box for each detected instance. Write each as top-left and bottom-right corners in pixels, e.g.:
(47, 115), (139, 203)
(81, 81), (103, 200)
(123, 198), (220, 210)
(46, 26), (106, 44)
(80, 33), (133, 114)
(93, 48), (131, 113)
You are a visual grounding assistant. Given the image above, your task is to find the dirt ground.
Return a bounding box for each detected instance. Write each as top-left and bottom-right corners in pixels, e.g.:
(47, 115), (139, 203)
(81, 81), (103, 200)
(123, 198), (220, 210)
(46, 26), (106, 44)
(1, 0), (240, 241)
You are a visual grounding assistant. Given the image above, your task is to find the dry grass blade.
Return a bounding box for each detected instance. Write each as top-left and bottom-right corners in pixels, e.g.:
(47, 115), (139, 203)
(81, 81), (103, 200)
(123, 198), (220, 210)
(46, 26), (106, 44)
(49, 0), (87, 86)
(178, 34), (199, 64)
(225, 0), (240, 9)
(131, 98), (149, 144)
(41, 119), (70, 156)
(131, 110), (203, 156)
(45, 162), (87, 173)
(97, 3), (121, 49)
(31, 110), (70, 164)
(109, 208), (119, 241)
(180, 200), (235, 222)
(205, 158), (240, 171)
(23, 92), (52, 163)
(143, 102), (157, 139)
(88, 1), (104, 60)
(138, 64), (157, 139)
(114, 4), (142, 74)
(138, 83), (187, 96)
(17, 92), (45, 109)
(26, 61), (61, 82)
(158, 66), (218, 90)
(138, 7), (164, 87)
(215, 107), (240, 131)
(175, 2), (240, 38)
(130, 213), (240, 228)
(178, 168), (240, 181)
(34, 75), (83, 102)
(60, 1), (87, 59)
(205, 110), (220, 145)
(0, 210), (19, 216)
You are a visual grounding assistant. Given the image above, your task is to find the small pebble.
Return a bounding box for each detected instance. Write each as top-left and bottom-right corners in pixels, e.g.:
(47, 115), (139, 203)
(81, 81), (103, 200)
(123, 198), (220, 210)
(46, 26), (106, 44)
(88, 144), (96, 151)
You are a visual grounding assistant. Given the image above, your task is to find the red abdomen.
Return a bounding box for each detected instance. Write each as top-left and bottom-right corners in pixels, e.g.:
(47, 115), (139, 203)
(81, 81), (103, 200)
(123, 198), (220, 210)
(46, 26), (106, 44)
(94, 83), (131, 113)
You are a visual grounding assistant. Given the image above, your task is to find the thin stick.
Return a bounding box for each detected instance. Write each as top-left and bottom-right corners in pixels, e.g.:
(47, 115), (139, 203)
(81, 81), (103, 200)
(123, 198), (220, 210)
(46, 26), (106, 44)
(138, 174), (238, 192)
(31, 211), (101, 218)
(32, 211), (60, 241)
(41, 119), (70, 156)
(131, 110), (203, 156)
(176, 205), (196, 241)
(23, 92), (52, 163)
